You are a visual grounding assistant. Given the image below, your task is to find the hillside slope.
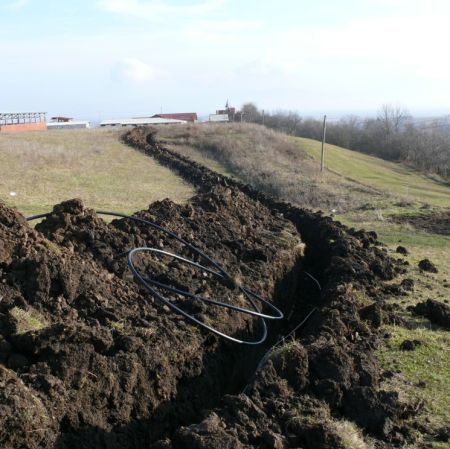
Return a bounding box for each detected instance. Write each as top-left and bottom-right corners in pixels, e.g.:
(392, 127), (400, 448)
(157, 123), (380, 212)
(298, 137), (450, 208)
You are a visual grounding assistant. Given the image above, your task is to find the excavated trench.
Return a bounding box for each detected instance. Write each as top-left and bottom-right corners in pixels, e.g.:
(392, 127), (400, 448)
(0, 127), (415, 449)
(48, 193), (320, 448)
(54, 254), (314, 448)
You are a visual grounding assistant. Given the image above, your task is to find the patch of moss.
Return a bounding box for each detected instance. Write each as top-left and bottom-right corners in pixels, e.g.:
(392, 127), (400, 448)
(10, 307), (47, 334)
(42, 239), (62, 255)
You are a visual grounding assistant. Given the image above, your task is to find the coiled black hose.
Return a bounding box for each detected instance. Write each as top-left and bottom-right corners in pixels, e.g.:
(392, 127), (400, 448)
(27, 210), (284, 345)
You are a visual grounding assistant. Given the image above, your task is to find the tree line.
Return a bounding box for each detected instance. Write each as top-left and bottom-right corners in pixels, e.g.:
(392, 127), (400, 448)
(240, 103), (450, 179)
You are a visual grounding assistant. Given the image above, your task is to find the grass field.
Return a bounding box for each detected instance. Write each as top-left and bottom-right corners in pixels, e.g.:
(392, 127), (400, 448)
(298, 137), (450, 208)
(0, 128), (195, 216)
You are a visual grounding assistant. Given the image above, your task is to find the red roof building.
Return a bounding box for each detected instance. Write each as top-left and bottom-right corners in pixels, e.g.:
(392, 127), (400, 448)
(51, 116), (73, 122)
(152, 113), (198, 123)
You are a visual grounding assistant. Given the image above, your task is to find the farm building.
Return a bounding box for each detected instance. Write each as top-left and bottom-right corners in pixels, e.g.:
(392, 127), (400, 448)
(51, 116), (73, 122)
(100, 117), (187, 127)
(47, 119), (90, 130)
(0, 112), (47, 133)
(209, 113), (229, 123)
(209, 101), (240, 122)
(152, 113), (198, 122)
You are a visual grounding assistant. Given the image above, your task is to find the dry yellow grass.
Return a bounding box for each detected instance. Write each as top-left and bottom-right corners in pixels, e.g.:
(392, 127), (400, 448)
(0, 128), (195, 216)
(157, 123), (377, 212)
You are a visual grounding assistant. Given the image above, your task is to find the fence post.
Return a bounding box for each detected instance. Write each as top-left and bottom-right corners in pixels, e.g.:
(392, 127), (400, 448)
(320, 114), (327, 172)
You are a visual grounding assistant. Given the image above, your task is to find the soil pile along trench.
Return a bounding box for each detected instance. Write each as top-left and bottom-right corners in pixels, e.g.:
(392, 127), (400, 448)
(0, 188), (304, 448)
(0, 127), (415, 449)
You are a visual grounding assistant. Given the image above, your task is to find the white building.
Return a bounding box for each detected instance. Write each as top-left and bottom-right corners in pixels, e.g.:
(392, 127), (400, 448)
(100, 117), (187, 127)
(209, 114), (229, 123)
(47, 121), (90, 130)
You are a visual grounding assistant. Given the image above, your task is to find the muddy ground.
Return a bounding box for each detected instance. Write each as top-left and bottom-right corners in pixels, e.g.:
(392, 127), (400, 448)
(0, 127), (422, 448)
(391, 212), (450, 236)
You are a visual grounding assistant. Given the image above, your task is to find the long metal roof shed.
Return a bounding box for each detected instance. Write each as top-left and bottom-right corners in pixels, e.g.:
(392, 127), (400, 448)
(100, 117), (187, 127)
(0, 112), (46, 125)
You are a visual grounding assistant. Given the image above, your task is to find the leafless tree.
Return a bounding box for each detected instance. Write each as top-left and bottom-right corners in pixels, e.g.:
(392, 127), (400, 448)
(240, 103), (449, 179)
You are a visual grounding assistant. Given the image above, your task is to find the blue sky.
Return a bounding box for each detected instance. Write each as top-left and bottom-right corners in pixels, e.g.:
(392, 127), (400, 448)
(1, 0), (449, 120)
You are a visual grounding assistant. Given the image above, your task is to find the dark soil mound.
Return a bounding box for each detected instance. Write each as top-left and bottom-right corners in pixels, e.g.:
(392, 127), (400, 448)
(412, 299), (450, 329)
(0, 127), (414, 449)
(418, 258), (439, 273)
(0, 189), (302, 448)
(400, 339), (422, 351)
(396, 246), (409, 255)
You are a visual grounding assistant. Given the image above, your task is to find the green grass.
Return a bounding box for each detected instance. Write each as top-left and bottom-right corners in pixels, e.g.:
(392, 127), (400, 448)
(298, 137), (450, 207)
(340, 206), (450, 443)
(377, 325), (450, 433)
(338, 207), (450, 307)
(0, 128), (195, 217)
(337, 202), (449, 447)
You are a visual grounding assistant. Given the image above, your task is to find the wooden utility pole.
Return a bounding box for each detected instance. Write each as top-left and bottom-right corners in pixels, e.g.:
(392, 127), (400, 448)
(320, 114), (327, 172)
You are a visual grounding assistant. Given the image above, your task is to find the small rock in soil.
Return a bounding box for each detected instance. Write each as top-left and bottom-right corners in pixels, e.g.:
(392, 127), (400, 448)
(191, 413), (222, 434)
(418, 259), (438, 273)
(260, 430), (286, 449)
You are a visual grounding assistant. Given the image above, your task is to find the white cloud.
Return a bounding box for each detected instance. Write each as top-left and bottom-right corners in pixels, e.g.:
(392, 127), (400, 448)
(7, 0), (29, 10)
(366, 0), (447, 6)
(97, 0), (226, 21)
(263, 13), (450, 80)
(183, 18), (261, 43)
(111, 58), (164, 84)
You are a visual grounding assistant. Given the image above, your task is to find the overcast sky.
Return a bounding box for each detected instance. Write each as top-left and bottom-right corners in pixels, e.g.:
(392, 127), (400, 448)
(1, 0), (449, 120)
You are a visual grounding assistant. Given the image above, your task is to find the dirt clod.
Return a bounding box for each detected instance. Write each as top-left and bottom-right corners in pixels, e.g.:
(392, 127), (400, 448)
(396, 246), (409, 255)
(400, 339), (422, 351)
(400, 278), (415, 291)
(418, 258), (438, 273)
(413, 299), (450, 329)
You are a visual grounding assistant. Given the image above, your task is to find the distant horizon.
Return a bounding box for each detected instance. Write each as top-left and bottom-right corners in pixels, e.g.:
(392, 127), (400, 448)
(1, 0), (449, 118)
(8, 106), (447, 125)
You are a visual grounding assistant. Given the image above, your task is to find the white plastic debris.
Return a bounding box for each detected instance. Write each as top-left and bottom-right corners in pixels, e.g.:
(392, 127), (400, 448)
(9, 192), (17, 196)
